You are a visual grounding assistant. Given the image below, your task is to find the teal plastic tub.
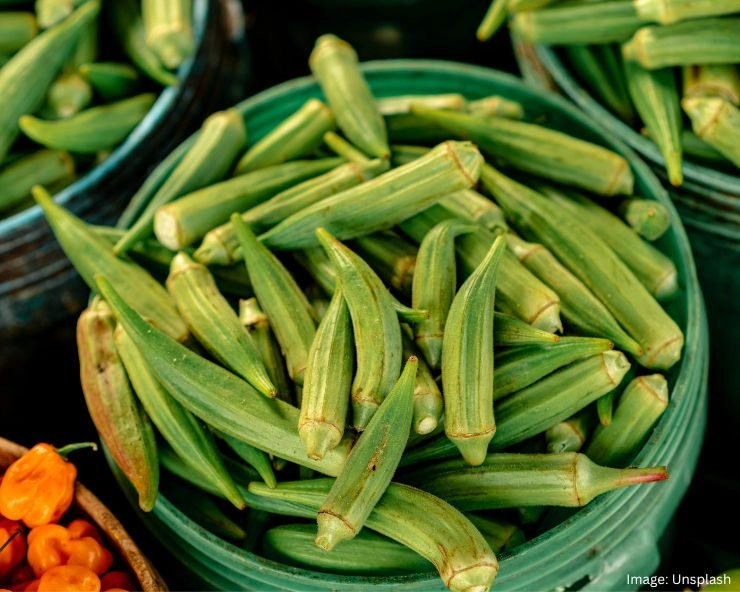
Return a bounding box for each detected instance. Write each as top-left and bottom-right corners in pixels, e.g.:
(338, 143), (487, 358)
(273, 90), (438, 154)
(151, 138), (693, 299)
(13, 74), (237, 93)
(0, 0), (248, 340)
(108, 60), (709, 592)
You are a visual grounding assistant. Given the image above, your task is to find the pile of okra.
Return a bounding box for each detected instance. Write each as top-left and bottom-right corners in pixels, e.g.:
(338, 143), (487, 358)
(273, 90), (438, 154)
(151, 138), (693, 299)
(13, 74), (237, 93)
(38, 33), (685, 592)
(0, 0), (196, 219)
(478, 0), (740, 185)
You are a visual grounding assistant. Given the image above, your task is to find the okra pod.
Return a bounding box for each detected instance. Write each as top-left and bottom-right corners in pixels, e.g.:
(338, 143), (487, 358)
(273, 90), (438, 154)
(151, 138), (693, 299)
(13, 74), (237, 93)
(0, 0), (99, 162)
(0, 11), (37, 52)
(412, 219), (478, 370)
(585, 373), (669, 467)
(32, 186), (189, 342)
(390, 144), (431, 167)
(114, 108), (247, 255)
(476, 0), (509, 42)
(166, 252), (277, 398)
(683, 65), (740, 106)
(234, 98), (336, 174)
(0, 148), (74, 214)
(545, 409), (596, 454)
(316, 356), (417, 550)
(465, 513), (526, 553)
(19, 92), (156, 153)
(412, 105), (633, 196)
(402, 331), (444, 436)
(634, 0), (740, 24)
(494, 336), (614, 399)
(216, 430), (277, 489)
(405, 452), (668, 510)
(259, 140), (483, 250)
(439, 189), (509, 233)
(141, 0), (195, 70)
(376, 93), (466, 116)
(442, 235), (506, 466)
(299, 286), (354, 461)
(322, 130), (370, 163)
(233, 215), (316, 385)
(42, 70), (92, 119)
(482, 165), (684, 370)
(385, 113), (451, 144)
(248, 479), (499, 592)
(466, 96), (525, 120)
(154, 157), (343, 250)
(683, 96), (740, 168)
(96, 275), (352, 476)
(493, 312), (560, 346)
(508, 0), (561, 11)
(316, 228), (403, 430)
(629, 18), (740, 69)
(78, 61), (140, 102)
(351, 230), (418, 298)
(194, 158), (389, 265)
(618, 198), (671, 241)
(309, 34), (389, 159)
(35, 0), (85, 29)
(597, 389), (617, 426)
(114, 325), (246, 509)
(77, 298), (159, 512)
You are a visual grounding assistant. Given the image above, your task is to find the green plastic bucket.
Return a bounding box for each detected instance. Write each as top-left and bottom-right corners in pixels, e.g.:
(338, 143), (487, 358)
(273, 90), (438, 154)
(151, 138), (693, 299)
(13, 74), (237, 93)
(107, 60), (709, 592)
(0, 0), (249, 340)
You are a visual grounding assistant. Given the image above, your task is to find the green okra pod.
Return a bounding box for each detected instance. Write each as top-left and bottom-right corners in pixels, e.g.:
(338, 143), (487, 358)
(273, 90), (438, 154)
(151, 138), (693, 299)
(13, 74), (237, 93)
(442, 235), (507, 466)
(401, 331), (443, 436)
(439, 189), (509, 233)
(385, 114), (450, 145)
(235, 98), (336, 174)
(232, 215), (316, 386)
(411, 105), (634, 196)
(32, 186), (189, 342)
(309, 34), (389, 159)
(114, 108), (247, 255)
(482, 165), (684, 370)
(299, 286), (354, 461)
(585, 373), (669, 467)
(41, 70), (93, 119)
(95, 275), (352, 476)
(0, 0), (99, 162)
(404, 452), (668, 510)
(216, 430), (276, 489)
(596, 389), (617, 426)
(508, 0), (561, 10)
(635, 0), (740, 24)
(259, 140), (483, 250)
(629, 18), (740, 69)
(316, 356), (417, 550)
(376, 93), (467, 116)
(154, 157), (343, 250)
(316, 228), (403, 431)
(494, 336), (614, 399)
(322, 130), (370, 163)
(263, 524), (432, 574)
(545, 409), (597, 454)
(683, 64), (740, 105)
(0, 11), (37, 52)
(166, 252), (277, 398)
(411, 219), (478, 370)
(114, 325), (246, 509)
(195, 158), (389, 265)
(351, 230), (418, 298)
(493, 312), (560, 346)
(618, 198), (671, 241)
(108, 0), (177, 86)
(390, 143), (431, 167)
(683, 96), (740, 168)
(78, 61), (140, 102)
(35, 0), (85, 29)
(20, 92), (156, 153)
(541, 186), (679, 300)
(476, 0), (509, 42)
(76, 298), (159, 512)
(464, 514), (526, 553)
(466, 95), (525, 120)
(0, 148), (74, 214)
(141, 0), (195, 70)
(506, 232), (642, 355)
(248, 479), (499, 592)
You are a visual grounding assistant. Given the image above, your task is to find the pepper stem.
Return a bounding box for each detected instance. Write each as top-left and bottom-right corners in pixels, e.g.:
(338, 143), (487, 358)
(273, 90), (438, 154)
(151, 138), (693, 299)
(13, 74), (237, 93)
(56, 442), (98, 458)
(0, 529), (23, 554)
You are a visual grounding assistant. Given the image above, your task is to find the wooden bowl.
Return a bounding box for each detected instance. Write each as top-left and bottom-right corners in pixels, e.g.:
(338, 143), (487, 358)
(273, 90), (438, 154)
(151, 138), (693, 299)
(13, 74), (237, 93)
(0, 437), (167, 592)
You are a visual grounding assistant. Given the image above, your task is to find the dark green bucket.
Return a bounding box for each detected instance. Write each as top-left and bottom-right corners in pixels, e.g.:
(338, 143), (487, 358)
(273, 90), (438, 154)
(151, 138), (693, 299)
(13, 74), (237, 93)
(106, 60), (709, 592)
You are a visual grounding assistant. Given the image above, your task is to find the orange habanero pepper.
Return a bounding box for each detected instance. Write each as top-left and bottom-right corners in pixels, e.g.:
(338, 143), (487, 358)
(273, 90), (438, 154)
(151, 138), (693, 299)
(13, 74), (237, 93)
(100, 570), (135, 591)
(0, 518), (26, 580)
(26, 525), (69, 578)
(63, 535), (113, 575)
(66, 520), (103, 545)
(37, 565), (100, 592)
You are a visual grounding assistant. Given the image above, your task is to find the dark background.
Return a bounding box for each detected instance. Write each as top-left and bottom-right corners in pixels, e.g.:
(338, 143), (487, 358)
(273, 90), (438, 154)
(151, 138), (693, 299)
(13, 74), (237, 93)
(1, 0), (738, 590)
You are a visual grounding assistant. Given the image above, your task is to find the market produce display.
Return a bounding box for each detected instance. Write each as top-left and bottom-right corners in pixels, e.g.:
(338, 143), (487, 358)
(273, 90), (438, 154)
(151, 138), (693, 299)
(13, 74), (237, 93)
(31, 32), (706, 592)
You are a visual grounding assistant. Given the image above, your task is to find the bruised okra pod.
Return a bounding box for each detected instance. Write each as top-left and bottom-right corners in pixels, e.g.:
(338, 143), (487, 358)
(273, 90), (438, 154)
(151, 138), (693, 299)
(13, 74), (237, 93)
(439, 189), (509, 233)
(405, 452), (668, 510)
(545, 409), (597, 454)
(77, 298), (159, 512)
(19, 93), (156, 153)
(79, 61), (140, 102)
(316, 228), (403, 431)
(141, 0), (195, 70)
(442, 235), (506, 466)
(115, 108), (247, 255)
(628, 18), (740, 69)
(402, 331), (443, 436)
(493, 312), (560, 346)
(482, 165), (684, 370)
(33, 187), (189, 342)
(195, 159), (389, 265)
(683, 65), (740, 106)
(96, 275), (352, 476)
(323, 130), (370, 163)
(506, 232), (642, 355)
(299, 286), (354, 461)
(412, 219), (478, 370)
(635, 0), (740, 24)
(683, 96), (740, 168)
(351, 230), (418, 298)
(411, 105), (634, 196)
(309, 34), (389, 159)
(232, 216), (316, 386)
(259, 140), (483, 250)
(154, 157), (343, 250)
(585, 374), (669, 467)
(618, 198), (671, 241)
(0, 149), (74, 214)
(248, 479), (499, 592)
(316, 357), (417, 550)
(166, 252), (277, 398)
(235, 99), (336, 174)
(114, 325), (246, 509)
(467, 96), (525, 120)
